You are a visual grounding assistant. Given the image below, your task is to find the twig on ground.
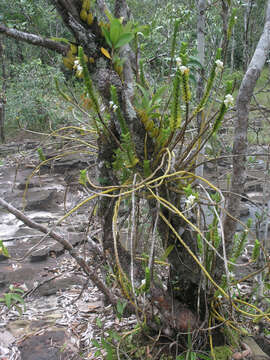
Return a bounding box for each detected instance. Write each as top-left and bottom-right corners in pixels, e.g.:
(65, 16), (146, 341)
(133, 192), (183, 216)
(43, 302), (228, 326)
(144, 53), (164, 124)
(0, 196), (119, 308)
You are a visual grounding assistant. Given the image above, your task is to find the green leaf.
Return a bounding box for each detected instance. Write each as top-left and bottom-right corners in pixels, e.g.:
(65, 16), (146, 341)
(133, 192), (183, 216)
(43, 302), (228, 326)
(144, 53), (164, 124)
(198, 353), (211, 360)
(5, 293), (12, 308)
(188, 56), (203, 69)
(13, 287), (25, 294)
(102, 27), (112, 48)
(252, 239), (260, 261)
(143, 266), (151, 292)
(37, 148), (46, 162)
(133, 25), (150, 36)
(0, 240), (9, 257)
(160, 244), (175, 261)
(92, 339), (100, 348)
(176, 355), (185, 360)
(116, 299), (127, 319)
(110, 18), (121, 46)
(15, 304), (23, 316)
(136, 83), (150, 104)
(104, 9), (114, 23)
(50, 37), (70, 44)
(79, 169), (87, 186)
(151, 85), (167, 105)
(114, 32), (134, 49)
(104, 342), (113, 360)
(11, 293), (25, 305)
(96, 318), (102, 328)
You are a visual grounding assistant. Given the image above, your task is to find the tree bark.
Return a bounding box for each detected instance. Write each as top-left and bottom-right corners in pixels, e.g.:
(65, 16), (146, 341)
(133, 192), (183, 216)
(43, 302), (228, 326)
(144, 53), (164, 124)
(196, 0), (206, 179)
(0, 24), (69, 55)
(0, 36), (6, 143)
(224, 0), (270, 251)
(0, 0), (209, 331)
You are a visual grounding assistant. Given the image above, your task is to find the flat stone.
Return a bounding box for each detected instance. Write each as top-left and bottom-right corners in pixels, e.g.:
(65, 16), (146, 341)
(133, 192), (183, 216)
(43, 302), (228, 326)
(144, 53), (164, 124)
(18, 329), (80, 360)
(0, 254), (9, 262)
(49, 244), (64, 257)
(30, 248), (48, 262)
(24, 190), (57, 211)
(0, 272), (7, 288)
(240, 203), (250, 217)
(36, 276), (83, 297)
(0, 330), (15, 356)
(7, 319), (31, 337)
(7, 267), (39, 289)
(17, 181), (37, 190)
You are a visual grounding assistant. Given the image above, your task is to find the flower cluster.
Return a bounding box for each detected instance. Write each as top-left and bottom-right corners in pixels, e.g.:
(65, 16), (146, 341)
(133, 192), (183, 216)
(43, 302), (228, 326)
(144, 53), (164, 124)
(175, 57), (182, 68)
(73, 59), (83, 76)
(185, 194), (196, 208)
(215, 59), (223, 74)
(179, 65), (189, 75)
(109, 101), (118, 112)
(224, 94), (234, 107)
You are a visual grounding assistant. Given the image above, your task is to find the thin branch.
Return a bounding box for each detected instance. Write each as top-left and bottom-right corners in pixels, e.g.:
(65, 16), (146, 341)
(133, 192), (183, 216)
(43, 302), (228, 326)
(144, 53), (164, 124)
(0, 196), (119, 306)
(0, 25), (69, 55)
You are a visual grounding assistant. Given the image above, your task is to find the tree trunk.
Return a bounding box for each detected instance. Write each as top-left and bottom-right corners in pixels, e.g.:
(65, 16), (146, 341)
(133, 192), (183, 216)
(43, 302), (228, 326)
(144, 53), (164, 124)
(196, 0), (206, 179)
(224, 0), (270, 251)
(0, 36), (6, 143)
(243, 0), (254, 71)
(2, 0), (259, 337)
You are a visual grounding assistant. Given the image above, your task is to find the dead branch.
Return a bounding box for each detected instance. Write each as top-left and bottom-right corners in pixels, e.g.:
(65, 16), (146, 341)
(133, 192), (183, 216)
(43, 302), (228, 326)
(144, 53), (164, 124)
(0, 197), (119, 307)
(0, 25), (68, 55)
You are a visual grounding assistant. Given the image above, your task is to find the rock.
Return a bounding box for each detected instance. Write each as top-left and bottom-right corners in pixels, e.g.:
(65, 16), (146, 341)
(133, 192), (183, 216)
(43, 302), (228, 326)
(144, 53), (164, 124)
(243, 336), (270, 360)
(36, 276), (83, 297)
(240, 203), (250, 217)
(41, 153), (92, 174)
(245, 182), (263, 193)
(24, 190), (57, 211)
(7, 267), (40, 290)
(49, 243), (65, 257)
(0, 254), (9, 262)
(17, 180), (37, 190)
(0, 272), (7, 288)
(18, 329), (80, 360)
(30, 248), (48, 262)
(7, 320), (32, 337)
(0, 330), (16, 357)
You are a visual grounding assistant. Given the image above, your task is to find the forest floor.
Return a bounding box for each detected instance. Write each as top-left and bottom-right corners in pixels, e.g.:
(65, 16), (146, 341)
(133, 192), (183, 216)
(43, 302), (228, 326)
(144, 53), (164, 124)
(0, 130), (270, 359)
(0, 131), (137, 360)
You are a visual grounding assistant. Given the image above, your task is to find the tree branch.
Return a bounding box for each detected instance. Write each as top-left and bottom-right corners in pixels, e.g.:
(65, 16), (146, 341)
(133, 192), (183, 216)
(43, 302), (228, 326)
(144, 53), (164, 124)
(0, 25), (69, 55)
(0, 197), (118, 306)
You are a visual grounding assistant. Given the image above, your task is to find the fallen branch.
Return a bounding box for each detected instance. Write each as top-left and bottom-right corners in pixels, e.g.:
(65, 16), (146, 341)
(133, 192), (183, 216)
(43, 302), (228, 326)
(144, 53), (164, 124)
(0, 197), (118, 307)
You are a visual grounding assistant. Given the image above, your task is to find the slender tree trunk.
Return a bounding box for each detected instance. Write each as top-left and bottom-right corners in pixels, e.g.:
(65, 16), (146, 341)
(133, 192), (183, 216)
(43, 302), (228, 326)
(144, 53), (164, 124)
(0, 36), (6, 143)
(196, 0), (206, 179)
(223, 0), (270, 251)
(243, 0), (254, 71)
(231, 26), (235, 70)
